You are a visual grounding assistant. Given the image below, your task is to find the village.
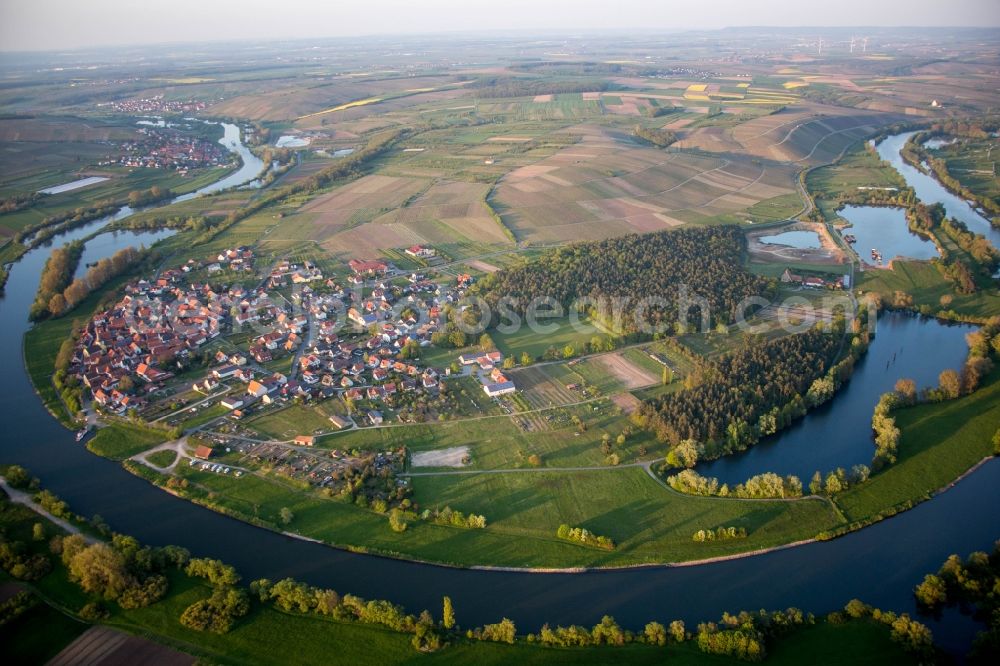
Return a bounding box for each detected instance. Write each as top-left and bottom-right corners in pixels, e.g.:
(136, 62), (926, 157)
(104, 94), (208, 116)
(100, 126), (230, 172)
(70, 243), (519, 492)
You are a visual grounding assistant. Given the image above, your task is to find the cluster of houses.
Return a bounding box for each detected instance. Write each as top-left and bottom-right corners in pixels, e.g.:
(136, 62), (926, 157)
(74, 238), (517, 425)
(294, 291), (450, 404)
(458, 350), (517, 397)
(200, 246), (256, 276)
(103, 127), (228, 172)
(106, 95), (208, 115)
(266, 259), (324, 288)
(75, 251), (272, 414)
(780, 268), (850, 290)
(78, 276), (228, 414)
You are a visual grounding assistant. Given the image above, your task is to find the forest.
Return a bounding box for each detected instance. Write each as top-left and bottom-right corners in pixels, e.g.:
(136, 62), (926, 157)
(636, 327), (844, 453)
(632, 125), (678, 147)
(474, 227), (771, 334)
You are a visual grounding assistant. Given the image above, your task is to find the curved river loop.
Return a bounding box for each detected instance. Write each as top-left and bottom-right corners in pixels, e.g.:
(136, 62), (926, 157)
(0, 128), (997, 654)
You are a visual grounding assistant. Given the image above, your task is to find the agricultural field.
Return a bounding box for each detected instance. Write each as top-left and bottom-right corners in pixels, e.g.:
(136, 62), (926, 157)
(491, 124), (799, 242)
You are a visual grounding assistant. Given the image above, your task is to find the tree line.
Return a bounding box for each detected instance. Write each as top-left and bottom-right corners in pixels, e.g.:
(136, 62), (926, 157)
(469, 76), (617, 99)
(44, 245), (147, 319)
(666, 469), (804, 500)
(13, 185), (173, 249)
(29, 241), (83, 321)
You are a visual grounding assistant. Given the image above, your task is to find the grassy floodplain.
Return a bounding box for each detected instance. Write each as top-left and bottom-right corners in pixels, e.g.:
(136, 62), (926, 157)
(0, 488), (920, 666)
(836, 367), (1000, 524)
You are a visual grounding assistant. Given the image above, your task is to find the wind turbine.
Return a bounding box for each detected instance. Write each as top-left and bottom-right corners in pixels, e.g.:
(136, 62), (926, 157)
(850, 37), (856, 54)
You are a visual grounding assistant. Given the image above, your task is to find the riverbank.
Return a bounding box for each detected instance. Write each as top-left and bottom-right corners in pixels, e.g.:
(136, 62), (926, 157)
(899, 130), (1000, 226)
(0, 485), (926, 666)
(113, 360), (998, 572)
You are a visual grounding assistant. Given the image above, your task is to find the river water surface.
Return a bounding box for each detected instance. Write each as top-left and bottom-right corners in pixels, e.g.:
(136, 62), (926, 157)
(875, 132), (1000, 248)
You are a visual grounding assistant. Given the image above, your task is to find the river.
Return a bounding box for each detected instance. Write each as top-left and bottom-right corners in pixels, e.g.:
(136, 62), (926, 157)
(875, 131), (1000, 248)
(175, 122), (265, 200)
(0, 130), (998, 653)
(839, 205), (939, 264)
(699, 312), (974, 485)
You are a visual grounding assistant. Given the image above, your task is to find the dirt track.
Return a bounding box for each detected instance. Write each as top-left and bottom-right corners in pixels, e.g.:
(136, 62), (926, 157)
(592, 352), (658, 389)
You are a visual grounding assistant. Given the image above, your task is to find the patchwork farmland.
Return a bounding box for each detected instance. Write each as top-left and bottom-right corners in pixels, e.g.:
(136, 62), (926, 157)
(492, 125), (799, 242)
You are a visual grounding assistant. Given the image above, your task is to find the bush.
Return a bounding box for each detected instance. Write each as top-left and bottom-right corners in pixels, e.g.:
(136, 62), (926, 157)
(118, 574), (169, 609)
(480, 618), (517, 644)
(179, 587), (249, 634)
(0, 591), (38, 627)
(185, 558), (240, 587)
(4, 465), (35, 489)
(555, 524), (615, 550)
(79, 602), (110, 622)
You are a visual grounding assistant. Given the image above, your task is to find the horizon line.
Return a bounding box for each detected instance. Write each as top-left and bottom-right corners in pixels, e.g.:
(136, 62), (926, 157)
(2, 25), (998, 56)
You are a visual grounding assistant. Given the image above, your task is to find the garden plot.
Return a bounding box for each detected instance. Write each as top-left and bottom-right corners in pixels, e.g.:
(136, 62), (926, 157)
(511, 365), (584, 411)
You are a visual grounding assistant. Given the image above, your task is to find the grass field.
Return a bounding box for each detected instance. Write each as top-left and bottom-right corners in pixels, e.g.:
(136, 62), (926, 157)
(492, 315), (600, 361)
(806, 144), (907, 214)
(149, 451), (845, 568)
(246, 404), (338, 440)
(22, 310), (78, 428)
(86, 422), (168, 460)
(835, 367), (1000, 523)
(146, 450), (178, 468)
(409, 468), (841, 566)
(322, 400), (654, 469)
(858, 260), (1000, 320)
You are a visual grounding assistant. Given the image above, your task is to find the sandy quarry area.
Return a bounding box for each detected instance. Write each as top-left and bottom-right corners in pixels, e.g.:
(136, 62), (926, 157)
(747, 221), (846, 265)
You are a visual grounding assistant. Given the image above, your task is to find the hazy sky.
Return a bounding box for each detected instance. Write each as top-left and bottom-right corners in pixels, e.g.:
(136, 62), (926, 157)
(2, 0), (999, 51)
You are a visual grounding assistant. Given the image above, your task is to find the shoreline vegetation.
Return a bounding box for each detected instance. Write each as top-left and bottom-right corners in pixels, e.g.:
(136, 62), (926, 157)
(899, 122), (1000, 226)
(0, 470), (937, 664)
